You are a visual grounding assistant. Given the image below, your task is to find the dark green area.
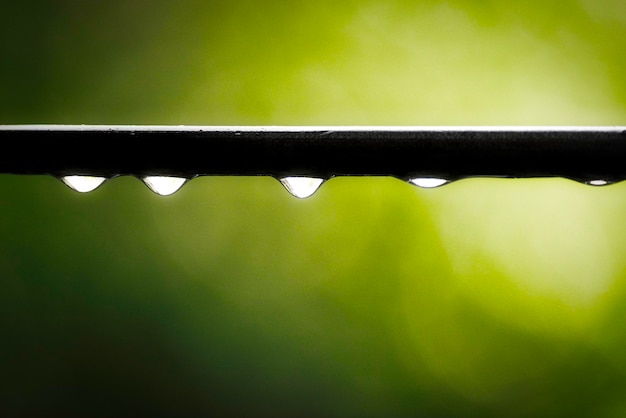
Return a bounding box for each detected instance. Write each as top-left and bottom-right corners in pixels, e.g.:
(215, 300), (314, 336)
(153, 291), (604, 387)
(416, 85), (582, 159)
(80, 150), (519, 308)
(1, 1), (626, 416)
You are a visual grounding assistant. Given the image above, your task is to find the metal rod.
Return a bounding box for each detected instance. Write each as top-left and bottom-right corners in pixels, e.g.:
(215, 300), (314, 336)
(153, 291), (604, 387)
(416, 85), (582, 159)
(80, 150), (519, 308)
(0, 125), (624, 182)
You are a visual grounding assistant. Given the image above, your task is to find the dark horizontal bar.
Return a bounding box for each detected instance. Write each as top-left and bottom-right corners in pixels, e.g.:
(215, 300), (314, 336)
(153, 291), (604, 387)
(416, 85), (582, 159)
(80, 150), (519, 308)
(0, 125), (625, 181)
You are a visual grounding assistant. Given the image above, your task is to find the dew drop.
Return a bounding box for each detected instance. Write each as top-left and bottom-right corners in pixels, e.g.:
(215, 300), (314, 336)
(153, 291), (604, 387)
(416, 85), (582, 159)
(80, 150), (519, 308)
(409, 178), (449, 188)
(279, 177), (324, 199)
(143, 176), (187, 196)
(61, 175), (107, 193)
(585, 179), (612, 187)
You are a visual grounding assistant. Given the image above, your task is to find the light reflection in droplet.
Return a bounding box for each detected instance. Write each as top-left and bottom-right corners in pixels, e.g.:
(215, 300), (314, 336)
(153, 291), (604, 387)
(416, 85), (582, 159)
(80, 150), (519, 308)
(61, 176), (107, 193)
(143, 176), (187, 196)
(409, 178), (449, 188)
(586, 179), (611, 186)
(279, 177), (324, 199)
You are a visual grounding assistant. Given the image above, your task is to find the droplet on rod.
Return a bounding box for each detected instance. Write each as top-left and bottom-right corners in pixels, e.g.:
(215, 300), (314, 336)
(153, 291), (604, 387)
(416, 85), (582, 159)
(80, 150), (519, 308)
(408, 178), (449, 188)
(143, 176), (187, 196)
(279, 177), (324, 199)
(585, 179), (612, 187)
(61, 175), (107, 193)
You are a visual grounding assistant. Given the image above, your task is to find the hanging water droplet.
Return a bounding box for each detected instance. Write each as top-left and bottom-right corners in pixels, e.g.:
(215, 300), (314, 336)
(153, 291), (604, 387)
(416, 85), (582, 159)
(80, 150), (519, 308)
(408, 177), (449, 188)
(279, 177), (324, 199)
(61, 175), (107, 193)
(143, 176), (187, 196)
(585, 179), (612, 187)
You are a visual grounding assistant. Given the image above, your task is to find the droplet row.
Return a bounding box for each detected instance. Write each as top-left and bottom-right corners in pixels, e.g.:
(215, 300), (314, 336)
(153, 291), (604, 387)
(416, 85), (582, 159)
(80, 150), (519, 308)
(58, 175), (621, 198)
(60, 175), (188, 195)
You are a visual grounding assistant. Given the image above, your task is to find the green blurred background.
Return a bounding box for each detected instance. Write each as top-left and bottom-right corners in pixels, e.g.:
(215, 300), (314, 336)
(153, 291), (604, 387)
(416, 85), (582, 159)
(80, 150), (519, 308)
(1, 0), (626, 416)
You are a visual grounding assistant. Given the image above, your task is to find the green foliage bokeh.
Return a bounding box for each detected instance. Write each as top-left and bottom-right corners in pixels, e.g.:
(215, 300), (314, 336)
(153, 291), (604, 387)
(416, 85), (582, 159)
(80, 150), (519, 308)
(1, 1), (626, 416)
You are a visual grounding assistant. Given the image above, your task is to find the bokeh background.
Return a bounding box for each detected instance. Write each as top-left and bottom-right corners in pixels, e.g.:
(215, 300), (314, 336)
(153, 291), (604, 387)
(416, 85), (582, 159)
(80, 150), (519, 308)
(2, 0), (626, 416)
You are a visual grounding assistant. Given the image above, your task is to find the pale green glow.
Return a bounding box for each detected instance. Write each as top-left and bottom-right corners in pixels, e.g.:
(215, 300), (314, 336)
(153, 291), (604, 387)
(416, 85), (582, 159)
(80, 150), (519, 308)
(61, 176), (107, 193)
(427, 179), (620, 310)
(172, 2), (626, 125)
(142, 176), (187, 196)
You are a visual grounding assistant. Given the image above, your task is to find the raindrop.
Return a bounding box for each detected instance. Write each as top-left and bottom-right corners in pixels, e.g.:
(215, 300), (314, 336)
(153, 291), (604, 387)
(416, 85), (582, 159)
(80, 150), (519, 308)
(279, 177), (324, 199)
(408, 178), (449, 188)
(143, 176), (187, 196)
(61, 175), (107, 193)
(585, 179), (612, 187)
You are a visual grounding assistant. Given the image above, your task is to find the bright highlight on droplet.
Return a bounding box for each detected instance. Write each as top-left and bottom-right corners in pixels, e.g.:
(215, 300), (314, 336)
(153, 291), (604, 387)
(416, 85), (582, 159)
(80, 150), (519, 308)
(142, 176), (187, 196)
(586, 179), (611, 186)
(279, 177), (324, 199)
(409, 178), (449, 188)
(61, 176), (107, 193)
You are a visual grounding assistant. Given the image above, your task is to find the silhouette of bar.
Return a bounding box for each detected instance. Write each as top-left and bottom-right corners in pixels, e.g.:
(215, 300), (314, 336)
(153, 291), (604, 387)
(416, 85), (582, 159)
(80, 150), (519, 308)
(0, 125), (624, 182)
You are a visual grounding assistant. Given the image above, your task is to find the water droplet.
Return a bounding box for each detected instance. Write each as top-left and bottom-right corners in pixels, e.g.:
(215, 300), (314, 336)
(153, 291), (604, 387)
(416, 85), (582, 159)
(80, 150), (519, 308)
(585, 179), (612, 187)
(61, 175), (107, 193)
(408, 178), (449, 188)
(279, 177), (324, 199)
(143, 176), (187, 196)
